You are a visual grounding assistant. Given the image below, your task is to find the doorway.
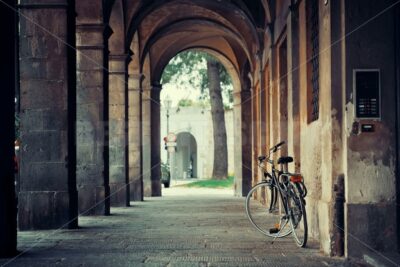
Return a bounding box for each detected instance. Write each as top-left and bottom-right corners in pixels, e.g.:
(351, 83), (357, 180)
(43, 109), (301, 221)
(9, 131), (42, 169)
(173, 132), (197, 179)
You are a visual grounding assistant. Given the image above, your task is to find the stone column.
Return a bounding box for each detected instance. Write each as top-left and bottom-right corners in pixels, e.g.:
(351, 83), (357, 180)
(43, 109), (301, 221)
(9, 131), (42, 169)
(142, 86), (152, 197)
(233, 88), (252, 197)
(109, 54), (128, 206)
(287, 5), (301, 172)
(150, 85), (162, 196)
(18, 0), (78, 230)
(241, 90), (253, 196)
(0, 0), (17, 256)
(233, 91), (243, 196)
(76, 23), (109, 215)
(128, 75), (143, 201)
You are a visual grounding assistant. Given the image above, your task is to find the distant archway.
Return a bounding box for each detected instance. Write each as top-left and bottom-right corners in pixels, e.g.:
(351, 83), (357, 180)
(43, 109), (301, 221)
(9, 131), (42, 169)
(173, 132), (197, 179)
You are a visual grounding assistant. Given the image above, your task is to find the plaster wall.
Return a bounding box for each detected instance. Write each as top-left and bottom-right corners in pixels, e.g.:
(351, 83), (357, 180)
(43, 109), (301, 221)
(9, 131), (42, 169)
(160, 106), (234, 180)
(343, 0), (398, 257)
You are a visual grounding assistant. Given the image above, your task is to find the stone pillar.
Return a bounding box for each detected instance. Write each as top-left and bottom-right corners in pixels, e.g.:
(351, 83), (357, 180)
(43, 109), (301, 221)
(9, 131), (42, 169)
(18, 0), (78, 230)
(109, 54), (128, 206)
(287, 6), (301, 172)
(142, 86), (152, 197)
(150, 85), (162, 196)
(269, 45), (279, 152)
(233, 88), (252, 197)
(241, 90), (253, 196)
(233, 91), (243, 196)
(76, 23), (109, 215)
(251, 87), (259, 186)
(128, 75), (143, 201)
(0, 0), (17, 256)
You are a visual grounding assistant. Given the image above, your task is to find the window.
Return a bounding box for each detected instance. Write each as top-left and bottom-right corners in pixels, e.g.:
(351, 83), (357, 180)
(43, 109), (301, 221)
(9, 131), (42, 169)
(307, 0), (320, 122)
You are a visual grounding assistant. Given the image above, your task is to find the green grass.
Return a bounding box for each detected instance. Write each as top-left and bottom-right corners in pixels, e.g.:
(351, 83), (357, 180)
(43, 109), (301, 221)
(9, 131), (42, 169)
(182, 176), (234, 189)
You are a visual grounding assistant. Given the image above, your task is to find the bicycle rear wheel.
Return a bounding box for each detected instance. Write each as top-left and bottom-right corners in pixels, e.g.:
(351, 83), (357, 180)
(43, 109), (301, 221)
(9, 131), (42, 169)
(245, 182), (292, 238)
(287, 185), (308, 247)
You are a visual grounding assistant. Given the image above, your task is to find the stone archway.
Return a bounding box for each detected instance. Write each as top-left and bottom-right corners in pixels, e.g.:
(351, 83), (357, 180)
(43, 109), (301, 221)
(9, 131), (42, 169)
(173, 132), (198, 179)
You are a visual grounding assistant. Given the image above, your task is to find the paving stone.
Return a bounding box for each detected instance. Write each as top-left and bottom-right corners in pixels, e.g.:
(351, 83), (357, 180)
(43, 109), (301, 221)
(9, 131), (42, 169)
(0, 187), (347, 267)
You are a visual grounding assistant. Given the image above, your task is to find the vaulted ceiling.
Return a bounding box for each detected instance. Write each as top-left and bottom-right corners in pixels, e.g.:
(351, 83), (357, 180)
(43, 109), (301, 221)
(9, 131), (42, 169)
(109, 0), (273, 84)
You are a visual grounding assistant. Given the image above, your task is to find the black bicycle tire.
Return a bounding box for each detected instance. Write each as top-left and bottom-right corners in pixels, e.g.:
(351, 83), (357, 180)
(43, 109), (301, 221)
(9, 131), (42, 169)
(245, 182), (292, 238)
(288, 185), (308, 247)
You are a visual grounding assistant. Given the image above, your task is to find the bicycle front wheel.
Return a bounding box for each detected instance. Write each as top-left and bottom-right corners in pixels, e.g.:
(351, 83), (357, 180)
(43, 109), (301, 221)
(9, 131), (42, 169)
(245, 182), (292, 238)
(287, 185), (308, 247)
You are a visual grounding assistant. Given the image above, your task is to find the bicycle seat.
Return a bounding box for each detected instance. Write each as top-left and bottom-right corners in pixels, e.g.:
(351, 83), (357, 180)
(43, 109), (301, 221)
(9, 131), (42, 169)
(258, 155), (266, 161)
(277, 156), (293, 164)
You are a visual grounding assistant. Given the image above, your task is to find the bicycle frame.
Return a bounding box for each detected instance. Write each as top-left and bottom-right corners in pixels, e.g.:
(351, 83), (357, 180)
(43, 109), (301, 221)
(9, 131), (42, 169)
(247, 141), (308, 247)
(258, 146), (304, 221)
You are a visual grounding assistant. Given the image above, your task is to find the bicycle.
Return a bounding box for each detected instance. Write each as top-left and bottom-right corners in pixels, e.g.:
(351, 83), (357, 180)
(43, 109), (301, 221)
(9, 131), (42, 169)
(245, 141), (308, 247)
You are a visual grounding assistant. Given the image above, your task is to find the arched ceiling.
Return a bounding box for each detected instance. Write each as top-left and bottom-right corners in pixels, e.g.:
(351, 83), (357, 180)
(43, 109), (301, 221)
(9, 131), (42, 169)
(112, 0), (270, 85)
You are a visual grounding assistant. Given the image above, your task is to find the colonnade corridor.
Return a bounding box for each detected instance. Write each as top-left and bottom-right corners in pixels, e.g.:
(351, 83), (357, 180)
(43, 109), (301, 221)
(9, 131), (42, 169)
(0, 187), (345, 267)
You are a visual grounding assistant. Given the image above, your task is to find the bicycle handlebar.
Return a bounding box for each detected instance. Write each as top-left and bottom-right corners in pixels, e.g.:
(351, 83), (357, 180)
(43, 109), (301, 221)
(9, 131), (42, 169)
(270, 141), (285, 152)
(258, 141), (286, 165)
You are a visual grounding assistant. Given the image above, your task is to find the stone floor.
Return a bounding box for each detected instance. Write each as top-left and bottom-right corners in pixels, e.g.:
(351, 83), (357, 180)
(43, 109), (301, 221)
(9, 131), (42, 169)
(1, 186), (354, 267)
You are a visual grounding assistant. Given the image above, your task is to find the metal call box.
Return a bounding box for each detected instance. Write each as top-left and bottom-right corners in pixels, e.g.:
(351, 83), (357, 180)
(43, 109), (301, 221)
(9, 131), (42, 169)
(353, 69), (381, 119)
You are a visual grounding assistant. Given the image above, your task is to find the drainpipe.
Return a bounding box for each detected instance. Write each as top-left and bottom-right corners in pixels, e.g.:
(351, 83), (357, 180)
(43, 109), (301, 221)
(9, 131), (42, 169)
(332, 174), (345, 256)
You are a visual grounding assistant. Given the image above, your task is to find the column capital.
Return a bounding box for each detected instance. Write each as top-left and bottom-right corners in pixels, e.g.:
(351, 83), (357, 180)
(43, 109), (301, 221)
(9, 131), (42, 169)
(142, 86), (152, 92)
(76, 23), (105, 32)
(128, 74), (142, 91)
(129, 73), (143, 80)
(151, 83), (162, 92)
(109, 54), (130, 61)
(76, 23), (105, 48)
(241, 89), (252, 98)
(109, 54), (129, 74)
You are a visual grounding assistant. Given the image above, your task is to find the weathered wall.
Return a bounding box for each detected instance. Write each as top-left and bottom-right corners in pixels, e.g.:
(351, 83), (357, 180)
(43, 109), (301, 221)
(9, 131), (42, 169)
(264, 0), (399, 257)
(343, 0), (398, 257)
(262, 0), (344, 255)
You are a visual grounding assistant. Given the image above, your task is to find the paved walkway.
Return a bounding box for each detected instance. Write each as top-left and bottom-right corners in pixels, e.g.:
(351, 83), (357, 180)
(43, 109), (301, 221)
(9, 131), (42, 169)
(1, 186), (350, 267)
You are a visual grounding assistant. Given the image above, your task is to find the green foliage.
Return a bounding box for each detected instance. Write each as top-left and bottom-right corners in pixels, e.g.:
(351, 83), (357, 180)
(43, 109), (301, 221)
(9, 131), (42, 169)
(177, 99), (193, 107)
(181, 175), (234, 189)
(161, 50), (233, 104)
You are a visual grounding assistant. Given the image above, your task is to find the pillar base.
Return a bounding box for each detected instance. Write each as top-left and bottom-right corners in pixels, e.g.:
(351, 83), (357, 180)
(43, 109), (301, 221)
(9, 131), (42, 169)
(151, 180), (162, 197)
(144, 185), (152, 197)
(130, 179), (143, 201)
(78, 185), (108, 215)
(18, 191), (72, 230)
(110, 182), (128, 207)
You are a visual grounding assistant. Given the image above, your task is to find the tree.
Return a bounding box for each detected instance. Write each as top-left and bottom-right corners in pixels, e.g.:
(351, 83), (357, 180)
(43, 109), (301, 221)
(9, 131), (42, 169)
(162, 51), (231, 179)
(207, 58), (228, 179)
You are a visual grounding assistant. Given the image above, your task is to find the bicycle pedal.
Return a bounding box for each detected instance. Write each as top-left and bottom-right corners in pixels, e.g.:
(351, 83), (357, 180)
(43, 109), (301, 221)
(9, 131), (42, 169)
(269, 228), (280, 234)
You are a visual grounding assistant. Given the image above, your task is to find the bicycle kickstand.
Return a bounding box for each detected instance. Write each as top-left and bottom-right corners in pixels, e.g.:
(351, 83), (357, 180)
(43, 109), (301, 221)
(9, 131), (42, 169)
(271, 217), (289, 245)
